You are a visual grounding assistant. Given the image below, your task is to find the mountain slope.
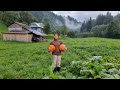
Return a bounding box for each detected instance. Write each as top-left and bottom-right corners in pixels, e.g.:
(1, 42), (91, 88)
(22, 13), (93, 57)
(64, 16), (81, 31)
(30, 11), (81, 31)
(30, 11), (64, 28)
(0, 11), (81, 31)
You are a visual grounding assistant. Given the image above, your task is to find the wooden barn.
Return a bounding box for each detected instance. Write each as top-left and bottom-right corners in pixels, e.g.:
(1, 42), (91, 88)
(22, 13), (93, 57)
(3, 22), (47, 42)
(30, 22), (44, 30)
(29, 22), (47, 42)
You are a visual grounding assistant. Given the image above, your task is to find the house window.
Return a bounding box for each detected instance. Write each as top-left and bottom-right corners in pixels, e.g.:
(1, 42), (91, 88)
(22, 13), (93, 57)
(32, 27), (37, 31)
(37, 28), (42, 32)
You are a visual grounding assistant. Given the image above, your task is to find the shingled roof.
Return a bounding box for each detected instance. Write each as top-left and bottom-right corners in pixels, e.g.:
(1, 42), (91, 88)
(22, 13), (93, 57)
(15, 22), (31, 30)
(8, 22), (47, 36)
(8, 22), (31, 30)
(30, 22), (44, 28)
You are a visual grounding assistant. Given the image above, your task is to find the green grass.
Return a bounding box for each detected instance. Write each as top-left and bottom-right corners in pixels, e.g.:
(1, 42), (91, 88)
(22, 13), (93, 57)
(0, 21), (7, 40)
(1, 37), (120, 79)
(0, 21), (7, 32)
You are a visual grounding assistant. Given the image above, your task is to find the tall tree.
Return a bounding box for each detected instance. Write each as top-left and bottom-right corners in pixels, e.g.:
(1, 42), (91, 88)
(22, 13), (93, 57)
(114, 13), (120, 21)
(91, 24), (108, 37)
(19, 11), (35, 24)
(60, 25), (69, 35)
(0, 11), (20, 26)
(106, 20), (120, 38)
(95, 12), (113, 26)
(80, 17), (92, 32)
(103, 12), (113, 24)
(43, 23), (51, 34)
(0, 11), (35, 26)
(86, 17), (92, 32)
(95, 14), (105, 25)
(80, 21), (86, 32)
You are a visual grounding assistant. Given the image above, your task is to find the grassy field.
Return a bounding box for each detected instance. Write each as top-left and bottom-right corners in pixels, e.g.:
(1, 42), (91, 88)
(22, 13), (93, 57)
(0, 22), (7, 32)
(0, 22), (7, 40)
(1, 37), (120, 79)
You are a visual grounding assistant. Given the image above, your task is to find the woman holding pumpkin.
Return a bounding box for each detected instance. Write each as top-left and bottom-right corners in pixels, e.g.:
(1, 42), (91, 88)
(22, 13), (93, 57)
(48, 33), (67, 73)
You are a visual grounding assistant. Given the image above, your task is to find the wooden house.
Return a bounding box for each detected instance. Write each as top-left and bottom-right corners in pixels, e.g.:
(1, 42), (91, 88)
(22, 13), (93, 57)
(30, 22), (44, 31)
(29, 22), (47, 42)
(3, 22), (47, 42)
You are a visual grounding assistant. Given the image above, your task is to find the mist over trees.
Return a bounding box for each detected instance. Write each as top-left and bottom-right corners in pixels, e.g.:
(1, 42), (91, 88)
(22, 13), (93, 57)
(80, 12), (120, 39)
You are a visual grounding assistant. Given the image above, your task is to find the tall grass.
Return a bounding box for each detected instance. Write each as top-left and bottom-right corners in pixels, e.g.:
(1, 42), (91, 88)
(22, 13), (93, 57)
(1, 37), (120, 79)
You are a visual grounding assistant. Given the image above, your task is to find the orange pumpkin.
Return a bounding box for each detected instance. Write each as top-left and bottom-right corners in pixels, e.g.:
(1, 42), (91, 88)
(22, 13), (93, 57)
(48, 45), (55, 52)
(59, 44), (67, 51)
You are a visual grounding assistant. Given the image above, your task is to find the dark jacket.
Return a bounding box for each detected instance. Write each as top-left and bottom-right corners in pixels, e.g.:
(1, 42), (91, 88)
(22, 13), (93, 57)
(49, 39), (63, 55)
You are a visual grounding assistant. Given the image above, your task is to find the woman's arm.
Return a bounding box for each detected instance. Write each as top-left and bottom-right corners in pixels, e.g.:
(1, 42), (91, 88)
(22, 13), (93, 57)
(48, 42), (53, 52)
(60, 40), (67, 51)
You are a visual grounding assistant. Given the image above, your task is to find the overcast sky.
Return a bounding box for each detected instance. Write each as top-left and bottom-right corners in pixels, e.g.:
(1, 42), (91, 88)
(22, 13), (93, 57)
(52, 11), (120, 22)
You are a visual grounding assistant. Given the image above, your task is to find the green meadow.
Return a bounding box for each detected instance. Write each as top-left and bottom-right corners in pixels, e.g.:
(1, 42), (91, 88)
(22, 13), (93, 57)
(1, 37), (120, 79)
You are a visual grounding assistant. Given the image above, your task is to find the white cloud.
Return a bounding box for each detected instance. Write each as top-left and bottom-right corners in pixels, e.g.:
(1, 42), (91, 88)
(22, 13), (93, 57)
(52, 11), (120, 22)
(63, 16), (81, 30)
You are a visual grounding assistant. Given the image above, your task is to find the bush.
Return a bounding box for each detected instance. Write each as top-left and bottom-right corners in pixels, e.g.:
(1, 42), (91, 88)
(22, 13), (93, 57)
(0, 33), (3, 40)
(91, 24), (108, 37)
(77, 32), (93, 38)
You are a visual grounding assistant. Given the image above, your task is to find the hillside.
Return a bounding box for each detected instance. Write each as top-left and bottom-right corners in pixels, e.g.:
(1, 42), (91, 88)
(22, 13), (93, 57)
(0, 11), (81, 32)
(30, 11), (81, 31)
(0, 21), (7, 32)
(64, 16), (81, 31)
(30, 11), (64, 28)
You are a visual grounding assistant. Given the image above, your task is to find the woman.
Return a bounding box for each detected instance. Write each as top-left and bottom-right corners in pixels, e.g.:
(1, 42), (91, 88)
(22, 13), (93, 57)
(48, 33), (67, 72)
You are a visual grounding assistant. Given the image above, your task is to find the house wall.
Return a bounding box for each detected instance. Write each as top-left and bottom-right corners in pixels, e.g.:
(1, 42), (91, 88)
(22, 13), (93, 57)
(8, 27), (22, 31)
(3, 33), (33, 42)
(8, 24), (23, 32)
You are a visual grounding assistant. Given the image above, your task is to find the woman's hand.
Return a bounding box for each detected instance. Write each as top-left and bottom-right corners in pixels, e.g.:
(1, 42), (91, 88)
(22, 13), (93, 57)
(48, 50), (50, 52)
(64, 47), (67, 52)
(48, 50), (52, 54)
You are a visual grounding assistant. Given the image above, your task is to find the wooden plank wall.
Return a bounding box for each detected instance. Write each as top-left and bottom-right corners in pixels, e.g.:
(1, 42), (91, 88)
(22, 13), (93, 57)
(3, 33), (33, 42)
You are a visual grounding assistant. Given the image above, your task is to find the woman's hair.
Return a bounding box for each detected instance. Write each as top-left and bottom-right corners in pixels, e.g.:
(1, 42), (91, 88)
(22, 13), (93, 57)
(54, 33), (58, 36)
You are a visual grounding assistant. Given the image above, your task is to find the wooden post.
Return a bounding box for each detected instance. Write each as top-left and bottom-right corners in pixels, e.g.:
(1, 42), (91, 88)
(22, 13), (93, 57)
(27, 33), (28, 42)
